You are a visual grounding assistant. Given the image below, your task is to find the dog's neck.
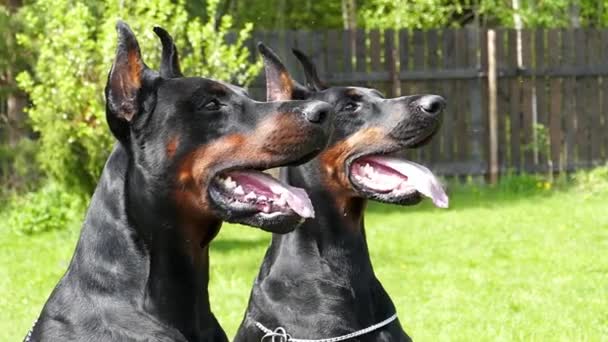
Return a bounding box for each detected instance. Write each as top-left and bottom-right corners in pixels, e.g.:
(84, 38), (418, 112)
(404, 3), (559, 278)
(250, 162), (397, 327)
(72, 144), (224, 341)
(277, 162), (371, 253)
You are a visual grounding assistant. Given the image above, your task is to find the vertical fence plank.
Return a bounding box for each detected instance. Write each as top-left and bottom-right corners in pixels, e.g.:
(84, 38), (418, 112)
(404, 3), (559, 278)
(412, 29), (425, 95)
(535, 29), (548, 171)
(521, 29), (535, 172)
(574, 28), (590, 167)
(384, 29), (399, 97)
(588, 29), (602, 165)
(326, 30), (340, 82)
(487, 29), (499, 183)
(399, 29), (410, 96)
(368, 29), (384, 94)
(455, 29), (469, 165)
(410, 29), (426, 162)
(548, 29), (563, 172)
(369, 29), (382, 71)
(442, 29), (456, 165)
(496, 29), (510, 171)
(427, 30), (441, 165)
(310, 31), (326, 79)
(479, 28), (489, 174)
(508, 29), (522, 172)
(356, 29), (367, 75)
(602, 30), (608, 160)
(563, 29), (577, 171)
(343, 30), (354, 74)
(468, 27), (484, 175)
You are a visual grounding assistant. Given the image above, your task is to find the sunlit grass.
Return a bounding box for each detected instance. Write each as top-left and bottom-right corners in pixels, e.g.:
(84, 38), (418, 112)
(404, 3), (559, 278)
(1, 183), (607, 341)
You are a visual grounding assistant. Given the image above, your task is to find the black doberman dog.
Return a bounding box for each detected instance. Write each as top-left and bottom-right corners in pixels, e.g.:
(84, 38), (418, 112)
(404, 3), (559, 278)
(235, 46), (447, 342)
(27, 24), (333, 342)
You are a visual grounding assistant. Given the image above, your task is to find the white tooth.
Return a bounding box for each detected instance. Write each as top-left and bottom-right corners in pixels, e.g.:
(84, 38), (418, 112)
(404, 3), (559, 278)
(234, 185), (245, 195)
(224, 177), (236, 189)
(364, 163), (375, 177)
(244, 191), (257, 201)
(263, 204), (271, 213)
(258, 195), (268, 202)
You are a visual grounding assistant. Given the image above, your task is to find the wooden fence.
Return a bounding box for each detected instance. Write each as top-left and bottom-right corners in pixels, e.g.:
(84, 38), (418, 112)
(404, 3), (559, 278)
(246, 28), (608, 176)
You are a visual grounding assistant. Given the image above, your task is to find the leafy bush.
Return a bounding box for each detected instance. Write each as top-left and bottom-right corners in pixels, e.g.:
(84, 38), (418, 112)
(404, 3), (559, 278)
(493, 171), (552, 194)
(6, 182), (86, 235)
(0, 139), (41, 194)
(573, 164), (608, 196)
(16, 0), (261, 194)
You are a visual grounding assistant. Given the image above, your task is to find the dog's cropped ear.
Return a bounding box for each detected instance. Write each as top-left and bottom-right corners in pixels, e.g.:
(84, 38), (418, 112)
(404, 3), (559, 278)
(153, 26), (183, 78)
(257, 42), (310, 101)
(292, 49), (327, 92)
(106, 21), (151, 141)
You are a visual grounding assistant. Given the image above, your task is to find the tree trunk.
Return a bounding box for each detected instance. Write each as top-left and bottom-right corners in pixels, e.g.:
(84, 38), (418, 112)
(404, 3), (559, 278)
(341, 0), (357, 30)
(342, 0), (357, 70)
(4, 0), (23, 10)
(7, 92), (27, 146)
(570, 1), (581, 28)
(3, 67), (27, 146)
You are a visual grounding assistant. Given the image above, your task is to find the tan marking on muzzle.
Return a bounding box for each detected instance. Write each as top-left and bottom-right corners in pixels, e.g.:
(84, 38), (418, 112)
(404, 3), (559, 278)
(320, 126), (386, 194)
(171, 111), (321, 252)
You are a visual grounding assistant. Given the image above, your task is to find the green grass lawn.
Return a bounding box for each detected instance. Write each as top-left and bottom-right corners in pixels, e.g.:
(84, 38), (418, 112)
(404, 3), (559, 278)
(1, 184), (607, 341)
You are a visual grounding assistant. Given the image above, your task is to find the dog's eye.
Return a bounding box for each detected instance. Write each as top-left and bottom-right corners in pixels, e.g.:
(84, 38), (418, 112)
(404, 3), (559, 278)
(200, 99), (223, 111)
(343, 102), (359, 112)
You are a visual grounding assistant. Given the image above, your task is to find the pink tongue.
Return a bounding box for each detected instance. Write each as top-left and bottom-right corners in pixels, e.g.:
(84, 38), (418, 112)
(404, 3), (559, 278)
(357, 156), (449, 208)
(229, 171), (315, 218)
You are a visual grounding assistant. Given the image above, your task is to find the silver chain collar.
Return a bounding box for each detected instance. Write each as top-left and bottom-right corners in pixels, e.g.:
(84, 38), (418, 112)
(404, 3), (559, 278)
(24, 319), (37, 342)
(255, 313), (398, 342)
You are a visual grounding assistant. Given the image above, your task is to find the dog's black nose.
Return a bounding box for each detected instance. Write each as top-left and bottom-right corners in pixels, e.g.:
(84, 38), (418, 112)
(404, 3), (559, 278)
(302, 101), (333, 124)
(418, 95), (445, 116)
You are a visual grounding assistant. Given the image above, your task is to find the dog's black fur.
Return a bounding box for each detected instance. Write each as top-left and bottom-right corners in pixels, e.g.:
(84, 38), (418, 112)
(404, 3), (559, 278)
(28, 24), (333, 342)
(235, 46), (445, 342)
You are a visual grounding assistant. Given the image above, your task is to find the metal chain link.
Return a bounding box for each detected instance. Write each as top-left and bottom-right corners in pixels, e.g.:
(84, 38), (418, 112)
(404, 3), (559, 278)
(24, 319), (37, 342)
(255, 313), (398, 342)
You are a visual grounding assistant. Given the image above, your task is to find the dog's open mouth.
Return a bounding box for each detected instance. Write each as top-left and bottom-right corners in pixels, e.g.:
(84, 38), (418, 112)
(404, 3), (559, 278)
(208, 169), (314, 226)
(349, 154), (449, 208)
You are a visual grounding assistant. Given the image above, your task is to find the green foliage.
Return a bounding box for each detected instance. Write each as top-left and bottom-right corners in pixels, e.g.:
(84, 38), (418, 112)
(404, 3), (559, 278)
(496, 172), (553, 193)
(6, 182), (86, 235)
(0, 139), (41, 194)
(359, 0), (608, 29)
(225, 0), (343, 30)
(359, 0), (465, 29)
(0, 5), (31, 84)
(180, 0), (261, 85)
(16, 0), (261, 194)
(573, 163), (608, 196)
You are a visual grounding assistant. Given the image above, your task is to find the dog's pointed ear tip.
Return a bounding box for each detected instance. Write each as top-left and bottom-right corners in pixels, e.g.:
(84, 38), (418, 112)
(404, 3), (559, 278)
(153, 26), (170, 37)
(115, 21), (140, 48)
(257, 42), (269, 54)
(115, 20), (133, 36)
(292, 48), (304, 57)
